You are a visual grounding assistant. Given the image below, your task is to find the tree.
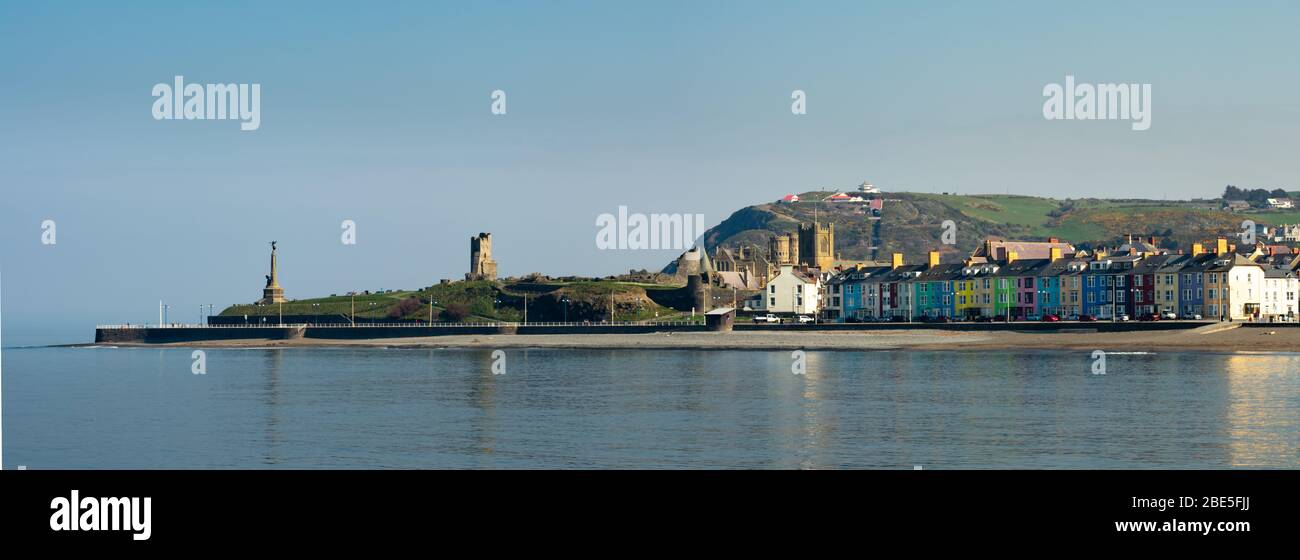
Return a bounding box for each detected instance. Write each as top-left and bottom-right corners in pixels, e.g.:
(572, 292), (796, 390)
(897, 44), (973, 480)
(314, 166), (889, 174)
(387, 297), (422, 319)
(440, 302), (470, 322)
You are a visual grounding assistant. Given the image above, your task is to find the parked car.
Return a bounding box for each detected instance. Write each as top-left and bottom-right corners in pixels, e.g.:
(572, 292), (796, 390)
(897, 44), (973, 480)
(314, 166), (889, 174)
(1065, 314), (1080, 321)
(1115, 314), (1131, 322)
(1025, 314), (1041, 322)
(1041, 314), (1060, 322)
(845, 316), (863, 323)
(1078, 314), (1097, 322)
(1139, 313), (1160, 321)
(932, 315), (951, 323)
(796, 315), (816, 324)
(1180, 313), (1203, 320)
(1161, 311), (1178, 320)
(752, 313), (780, 324)
(974, 315), (993, 323)
(889, 315), (909, 323)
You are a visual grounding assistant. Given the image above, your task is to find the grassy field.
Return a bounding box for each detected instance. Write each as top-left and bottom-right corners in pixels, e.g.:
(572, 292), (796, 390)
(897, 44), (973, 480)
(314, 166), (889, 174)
(220, 279), (691, 323)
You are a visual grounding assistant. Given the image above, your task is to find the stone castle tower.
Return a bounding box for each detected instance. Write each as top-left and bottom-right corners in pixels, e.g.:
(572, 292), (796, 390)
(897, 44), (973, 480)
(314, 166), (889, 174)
(768, 222), (834, 269)
(467, 232), (498, 280)
(798, 221), (835, 270)
(768, 232), (799, 265)
(258, 241), (286, 304)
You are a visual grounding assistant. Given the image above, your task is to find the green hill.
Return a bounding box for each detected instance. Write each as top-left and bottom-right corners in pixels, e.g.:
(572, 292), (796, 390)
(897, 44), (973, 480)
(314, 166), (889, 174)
(220, 280), (694, 323)
(693, 191), (1299, 266)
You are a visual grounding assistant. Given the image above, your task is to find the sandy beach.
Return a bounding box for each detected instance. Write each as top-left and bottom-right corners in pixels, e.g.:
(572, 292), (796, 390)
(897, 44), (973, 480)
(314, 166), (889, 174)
(87, 323), (1300, 353)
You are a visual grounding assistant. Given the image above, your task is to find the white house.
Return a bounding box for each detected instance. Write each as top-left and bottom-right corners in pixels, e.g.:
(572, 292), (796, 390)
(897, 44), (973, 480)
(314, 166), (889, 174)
(1268, 198), (1295, 209)
(1223, 258), (1264, 320)
(858, 181), (880, 194)
(762, 265), (821, 315)
(1261, 268), (1298, 320)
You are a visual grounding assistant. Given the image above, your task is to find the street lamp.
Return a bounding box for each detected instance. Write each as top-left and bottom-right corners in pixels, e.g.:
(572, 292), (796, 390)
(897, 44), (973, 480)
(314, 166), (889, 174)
(561, 296), (569, 323)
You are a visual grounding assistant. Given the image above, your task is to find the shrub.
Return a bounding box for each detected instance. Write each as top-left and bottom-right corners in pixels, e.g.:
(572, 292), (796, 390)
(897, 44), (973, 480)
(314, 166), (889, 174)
(441, 302), (471, 322)
(387, 297), (422, 319)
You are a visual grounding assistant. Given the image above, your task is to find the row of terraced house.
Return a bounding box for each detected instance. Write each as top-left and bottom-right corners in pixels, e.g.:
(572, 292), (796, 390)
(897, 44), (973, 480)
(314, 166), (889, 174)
(816, 236), (1300, 322)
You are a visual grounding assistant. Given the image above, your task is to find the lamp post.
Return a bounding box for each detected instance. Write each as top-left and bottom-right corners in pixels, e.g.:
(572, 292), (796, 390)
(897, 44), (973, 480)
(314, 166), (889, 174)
(428, 298), (436, 324)
(350, 293), (356, 326)
(561, 296), (569, 323)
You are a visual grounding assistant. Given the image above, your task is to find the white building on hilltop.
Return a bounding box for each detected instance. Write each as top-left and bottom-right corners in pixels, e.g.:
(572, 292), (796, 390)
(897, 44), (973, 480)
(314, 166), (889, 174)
(858, 181), (880, 194)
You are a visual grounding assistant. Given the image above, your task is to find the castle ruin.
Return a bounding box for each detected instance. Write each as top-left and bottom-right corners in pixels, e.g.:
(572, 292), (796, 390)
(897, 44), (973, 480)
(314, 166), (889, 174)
(467, 232), (498, 280)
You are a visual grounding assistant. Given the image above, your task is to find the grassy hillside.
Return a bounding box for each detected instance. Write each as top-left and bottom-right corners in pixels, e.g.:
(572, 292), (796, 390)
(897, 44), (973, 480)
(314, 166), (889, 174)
(221, 280), (693, 323)
(692, 191), (1297, 266)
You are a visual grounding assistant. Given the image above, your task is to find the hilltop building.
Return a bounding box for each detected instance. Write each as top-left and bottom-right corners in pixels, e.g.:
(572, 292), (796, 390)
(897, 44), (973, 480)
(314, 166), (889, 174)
(467, 232), (498, 280)
(258, 241), (286, 304)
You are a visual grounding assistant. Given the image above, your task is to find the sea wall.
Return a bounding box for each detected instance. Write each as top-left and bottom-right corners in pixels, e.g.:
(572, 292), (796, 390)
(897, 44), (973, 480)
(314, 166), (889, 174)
(96, 320), (1210, 344)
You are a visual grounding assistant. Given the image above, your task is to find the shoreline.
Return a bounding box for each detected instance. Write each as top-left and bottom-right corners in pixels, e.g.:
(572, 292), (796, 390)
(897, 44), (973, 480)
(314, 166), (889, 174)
(63, 324), (1300, 354)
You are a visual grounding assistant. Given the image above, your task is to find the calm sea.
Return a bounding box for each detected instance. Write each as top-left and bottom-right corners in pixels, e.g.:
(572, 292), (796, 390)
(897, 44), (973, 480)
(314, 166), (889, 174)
(3, 337), (1298, 469)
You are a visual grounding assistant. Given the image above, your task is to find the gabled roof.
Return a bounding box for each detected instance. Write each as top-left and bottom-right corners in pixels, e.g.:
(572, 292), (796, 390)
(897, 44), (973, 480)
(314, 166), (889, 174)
(993, 258), (1051, 277)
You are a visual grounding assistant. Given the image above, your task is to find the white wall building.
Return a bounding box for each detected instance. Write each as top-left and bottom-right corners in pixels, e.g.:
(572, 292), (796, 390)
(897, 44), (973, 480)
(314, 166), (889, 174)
(1261, 269), (1298, 320)
(1224, 260), (1264, 320)
(763, 265), (821, 315)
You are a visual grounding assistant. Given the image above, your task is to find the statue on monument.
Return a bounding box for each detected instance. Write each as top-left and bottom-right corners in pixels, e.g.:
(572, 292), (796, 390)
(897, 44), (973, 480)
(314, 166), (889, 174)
(258, 241), (286, 304)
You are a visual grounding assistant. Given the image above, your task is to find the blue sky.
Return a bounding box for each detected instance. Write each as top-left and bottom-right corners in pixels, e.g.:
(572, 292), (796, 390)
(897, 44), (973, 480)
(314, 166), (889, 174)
(1, 0), (1298, 336)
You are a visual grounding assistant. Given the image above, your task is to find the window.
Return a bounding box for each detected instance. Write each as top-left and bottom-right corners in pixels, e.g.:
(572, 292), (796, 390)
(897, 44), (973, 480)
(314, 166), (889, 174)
(1087, 277), (1095, 288)
(1183, 289), (1191, 299)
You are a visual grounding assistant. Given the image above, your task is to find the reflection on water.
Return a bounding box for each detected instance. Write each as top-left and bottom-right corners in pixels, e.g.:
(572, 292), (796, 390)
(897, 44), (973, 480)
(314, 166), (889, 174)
(1224, 354), (1300, 468)
(3, 347), (1297, 469)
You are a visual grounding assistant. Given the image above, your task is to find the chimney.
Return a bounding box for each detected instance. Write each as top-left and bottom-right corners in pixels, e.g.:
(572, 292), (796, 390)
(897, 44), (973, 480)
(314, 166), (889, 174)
(928, 250), (940, 268)
(891, 252), (904, 269)
(1006, 251), (1018, 263)
(1049, 247), (1062, 261)
(1216, 237), (1228, 255)
(1192, 242), (1205, 256)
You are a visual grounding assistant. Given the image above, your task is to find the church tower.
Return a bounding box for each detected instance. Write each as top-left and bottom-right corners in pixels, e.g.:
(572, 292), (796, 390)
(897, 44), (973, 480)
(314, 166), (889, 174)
(797, 222), (834, 270)
(259, 241), (286, 304)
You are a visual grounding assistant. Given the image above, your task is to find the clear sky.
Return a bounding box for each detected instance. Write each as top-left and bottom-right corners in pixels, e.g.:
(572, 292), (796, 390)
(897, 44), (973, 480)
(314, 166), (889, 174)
(1, 0), (1298, 336)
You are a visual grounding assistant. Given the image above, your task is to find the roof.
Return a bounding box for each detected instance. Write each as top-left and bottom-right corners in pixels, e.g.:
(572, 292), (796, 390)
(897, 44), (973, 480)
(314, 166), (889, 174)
(715, 271), (760, 290)
(973, 239), (1076, 261)
(993, 258), (1051, 277)
(706, 307), (735, 315)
